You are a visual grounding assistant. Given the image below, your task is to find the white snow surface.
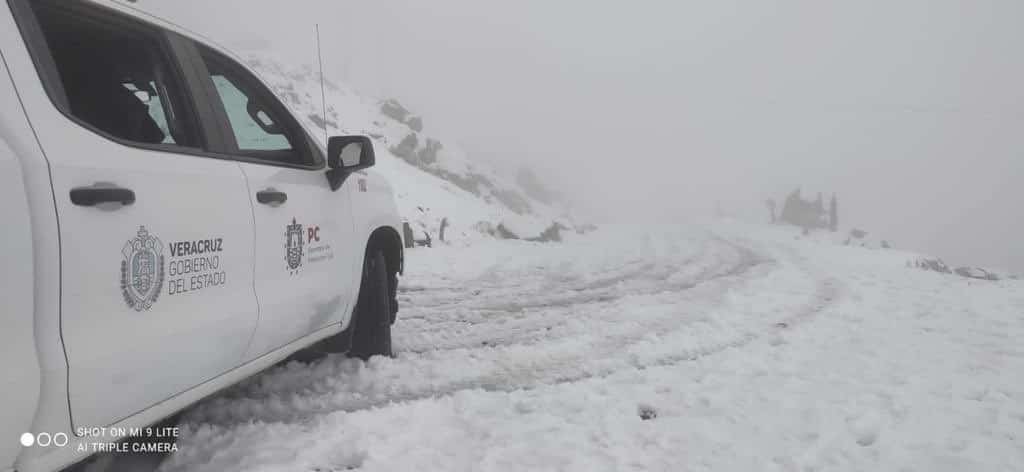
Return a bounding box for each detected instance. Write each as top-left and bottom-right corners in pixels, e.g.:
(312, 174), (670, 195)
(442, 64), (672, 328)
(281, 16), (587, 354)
(153, 223), (1024, 472)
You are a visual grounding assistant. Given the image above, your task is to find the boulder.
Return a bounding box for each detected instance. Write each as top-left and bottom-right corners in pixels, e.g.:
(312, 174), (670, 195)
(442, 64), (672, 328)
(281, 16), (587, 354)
(495, 224), (520, 240)
(912, 258), (952, 274)
(380, 98), (411, 123)
(954, 267), (999, 281)
(417, 138), (442, 165)
(525, 223), (565, 243)
(390, 133), (419, 161)
(407, 116), (424, 132)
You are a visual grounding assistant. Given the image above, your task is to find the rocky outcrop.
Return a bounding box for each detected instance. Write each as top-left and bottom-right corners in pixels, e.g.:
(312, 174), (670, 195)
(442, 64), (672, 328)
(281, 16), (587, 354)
(417, 139), (442, 165)
(381, 98), (424, 132)
(383, 113), (535, 217)
(390, 134), (419, 161)
(954, 267), (1000, 281)
(494, 224), (520, 240)
(525, 223), (568, 243)
(380, 99), (411, 123)
(407, 116), (424, 132)
(911, 258), (952, 274)
(910, 259), (1004, 281)
(479, 221), (568, 243)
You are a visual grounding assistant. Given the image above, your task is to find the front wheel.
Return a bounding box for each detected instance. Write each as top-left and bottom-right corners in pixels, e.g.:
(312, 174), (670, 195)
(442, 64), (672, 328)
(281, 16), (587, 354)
(348, 250), (393, 360)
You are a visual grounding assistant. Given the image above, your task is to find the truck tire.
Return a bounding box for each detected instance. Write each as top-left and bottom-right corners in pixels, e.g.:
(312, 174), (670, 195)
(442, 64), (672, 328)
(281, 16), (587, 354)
(348, 250), (393, 360)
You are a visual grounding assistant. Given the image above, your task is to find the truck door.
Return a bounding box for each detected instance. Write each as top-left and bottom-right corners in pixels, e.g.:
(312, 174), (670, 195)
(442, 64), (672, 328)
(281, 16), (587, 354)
(7, 2), (259, 429)
(190, 45), (359, 358)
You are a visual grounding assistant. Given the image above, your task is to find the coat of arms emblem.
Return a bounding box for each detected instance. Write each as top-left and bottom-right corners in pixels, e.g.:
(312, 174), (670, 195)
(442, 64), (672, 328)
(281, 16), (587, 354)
(286, 218), (304, 272)
(121, 226), (165, 311)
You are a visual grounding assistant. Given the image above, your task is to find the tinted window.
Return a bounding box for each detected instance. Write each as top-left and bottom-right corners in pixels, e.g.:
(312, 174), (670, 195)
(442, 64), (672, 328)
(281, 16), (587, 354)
(31, 2), (198, 147)
(208, 73), (291, 152)
(200, 48), (314, 166)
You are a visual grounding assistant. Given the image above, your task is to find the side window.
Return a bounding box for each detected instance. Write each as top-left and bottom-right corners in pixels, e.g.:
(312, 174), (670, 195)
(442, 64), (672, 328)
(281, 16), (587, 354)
(200, 48), (316, 166)
(29, 1), (198, 148)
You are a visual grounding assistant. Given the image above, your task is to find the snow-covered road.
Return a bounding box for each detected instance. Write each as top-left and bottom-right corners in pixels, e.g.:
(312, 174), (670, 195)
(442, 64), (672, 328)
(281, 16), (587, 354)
(156, 224), (1024, 472)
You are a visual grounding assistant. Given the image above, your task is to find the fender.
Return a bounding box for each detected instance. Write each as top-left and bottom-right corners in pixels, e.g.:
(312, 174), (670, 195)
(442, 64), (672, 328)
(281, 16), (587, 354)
(0, 12), (71, 470)
(349, 168), (404, 275)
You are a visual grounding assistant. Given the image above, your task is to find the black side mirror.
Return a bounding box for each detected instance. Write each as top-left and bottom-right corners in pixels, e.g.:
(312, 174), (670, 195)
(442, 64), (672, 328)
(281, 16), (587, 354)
(326, 135), (376, 191)
(327, 135), (375, 171)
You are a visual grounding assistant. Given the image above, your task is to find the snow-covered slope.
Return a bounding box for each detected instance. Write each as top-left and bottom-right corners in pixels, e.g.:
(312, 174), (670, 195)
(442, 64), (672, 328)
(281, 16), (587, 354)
(778, 224), (1021, 280)
(245, 56), (571, 243)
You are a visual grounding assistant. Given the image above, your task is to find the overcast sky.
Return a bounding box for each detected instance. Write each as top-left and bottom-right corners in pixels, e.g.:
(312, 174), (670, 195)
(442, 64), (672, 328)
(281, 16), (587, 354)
(140, 0), (1023, 272)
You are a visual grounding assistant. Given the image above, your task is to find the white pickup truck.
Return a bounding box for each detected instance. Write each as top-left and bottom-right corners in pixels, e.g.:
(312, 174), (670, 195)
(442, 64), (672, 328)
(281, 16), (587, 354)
(0, 1), (404, 471)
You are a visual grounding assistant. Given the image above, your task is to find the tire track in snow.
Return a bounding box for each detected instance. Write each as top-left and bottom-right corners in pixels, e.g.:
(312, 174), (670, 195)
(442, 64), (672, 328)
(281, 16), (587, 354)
(396, 265), (722, 353)
(395, 237), (757, 354)
(178, 231), (840, 428)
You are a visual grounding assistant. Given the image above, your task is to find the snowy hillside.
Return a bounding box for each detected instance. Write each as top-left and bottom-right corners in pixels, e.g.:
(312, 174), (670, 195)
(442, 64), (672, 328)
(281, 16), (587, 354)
(244, 56), (573, 243)
(146, 221), (1024, 471)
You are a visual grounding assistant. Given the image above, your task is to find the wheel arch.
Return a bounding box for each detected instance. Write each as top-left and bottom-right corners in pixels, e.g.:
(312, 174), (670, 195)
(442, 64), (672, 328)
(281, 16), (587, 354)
(363, 225), (402, 325)
(365, 225), (403, 276)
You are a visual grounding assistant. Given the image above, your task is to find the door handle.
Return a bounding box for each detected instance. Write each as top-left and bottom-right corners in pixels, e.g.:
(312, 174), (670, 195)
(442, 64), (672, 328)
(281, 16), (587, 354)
(256, 189), (288, 205)
(70, 186), (135, 207)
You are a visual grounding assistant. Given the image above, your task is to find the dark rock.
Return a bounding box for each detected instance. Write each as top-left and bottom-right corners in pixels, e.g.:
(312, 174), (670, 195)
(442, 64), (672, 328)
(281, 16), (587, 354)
(913, 258), (952, 274)
(390, 133), (419, 160)
(638, 404), (658, 421)
(954, 267), (1000, 281)
(406, 116), (424, 132)
(495, 224), (520, 240)
(384, 133), (536, 217)
(380, 99), (411, 123)
(525, 223), (564, 243)
(417, 138), (442, 165)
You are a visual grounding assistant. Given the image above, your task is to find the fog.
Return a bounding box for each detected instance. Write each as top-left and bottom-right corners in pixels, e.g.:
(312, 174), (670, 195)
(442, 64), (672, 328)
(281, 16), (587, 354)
(139, 0), (1022, 272)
